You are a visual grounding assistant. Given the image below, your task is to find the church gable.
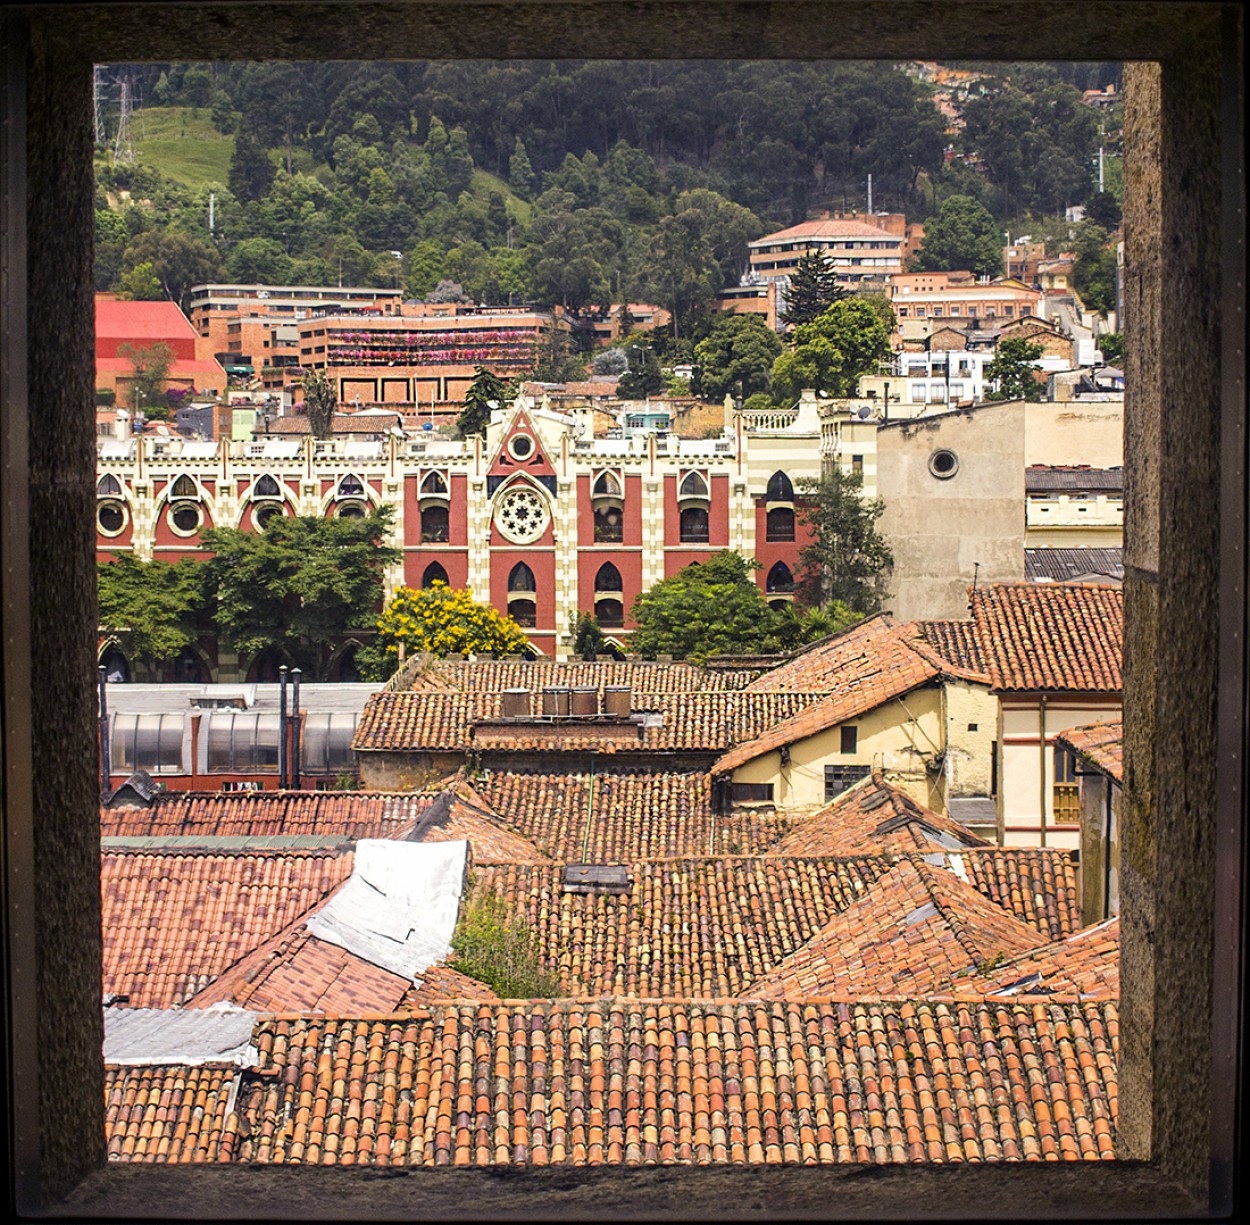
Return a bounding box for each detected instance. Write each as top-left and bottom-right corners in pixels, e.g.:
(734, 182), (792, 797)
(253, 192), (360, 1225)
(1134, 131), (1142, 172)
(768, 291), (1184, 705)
(487, 406), (558, 496)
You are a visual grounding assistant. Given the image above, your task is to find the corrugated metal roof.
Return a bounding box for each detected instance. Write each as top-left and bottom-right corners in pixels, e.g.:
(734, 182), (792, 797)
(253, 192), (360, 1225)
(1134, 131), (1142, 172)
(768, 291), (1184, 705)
(304, 839), (466, 980)
(1025, 466), (1123, 493)
(1025, 548), (1124, 583)
(103, 1006), (259, 1065)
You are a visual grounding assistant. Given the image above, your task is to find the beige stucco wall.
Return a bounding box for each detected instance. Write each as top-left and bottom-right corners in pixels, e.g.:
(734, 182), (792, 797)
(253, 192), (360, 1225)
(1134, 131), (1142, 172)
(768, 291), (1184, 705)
(357, 750), (463, 791)
(1024, 398), (1124, 467)
(999, 696), (1122, 849)
(730, 685), (945, 812)
(875, 403), (1025, 622)
(942, 679), (998, 800)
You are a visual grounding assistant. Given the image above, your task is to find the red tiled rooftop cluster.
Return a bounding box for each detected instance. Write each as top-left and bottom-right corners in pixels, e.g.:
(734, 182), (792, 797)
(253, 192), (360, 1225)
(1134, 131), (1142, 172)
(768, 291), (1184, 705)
(401, 658), (761, 694)
(1058, 720), (1124, 783)
(102, 848), (352, 1008)
(120, 1000), (1117, 1164)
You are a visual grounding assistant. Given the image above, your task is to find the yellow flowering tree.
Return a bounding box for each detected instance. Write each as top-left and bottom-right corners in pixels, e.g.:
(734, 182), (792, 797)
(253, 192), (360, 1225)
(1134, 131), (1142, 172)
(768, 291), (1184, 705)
(373, 582), (529, 671)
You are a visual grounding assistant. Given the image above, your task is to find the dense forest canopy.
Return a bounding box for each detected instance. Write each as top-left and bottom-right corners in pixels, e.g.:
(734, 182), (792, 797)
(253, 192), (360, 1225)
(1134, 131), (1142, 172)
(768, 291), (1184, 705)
(94, 59), (1121, 355)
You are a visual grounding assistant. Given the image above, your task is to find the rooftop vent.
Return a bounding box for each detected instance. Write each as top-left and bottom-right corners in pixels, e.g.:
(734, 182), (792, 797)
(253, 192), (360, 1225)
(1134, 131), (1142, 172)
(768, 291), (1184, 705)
(561, 864), (632, 895)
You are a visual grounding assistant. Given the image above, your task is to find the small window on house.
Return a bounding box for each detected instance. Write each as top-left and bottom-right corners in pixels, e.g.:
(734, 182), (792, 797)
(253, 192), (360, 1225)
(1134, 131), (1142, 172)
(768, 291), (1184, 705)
(97, 501), (127, 535)
(594, 505), (623, 542)
(336, 502), (366, 519)
(824, 763), (871, 801)
(510, 600), (537, 628)
(594, 563), (622, 592)
(730, 782), (775, 804)
(851, 454), (864, 476)
(595, 598), (624, 628)
(679, 506), (709, 543)
(254, 503), (283, 530)
(508, 433), (535, 461)
(840, 726), (858, 754)
(171, 474), (198, 499)
(97, 474), (123, 498)
(929, 449), (959, 479)
(337, 473), (365, 499)
(422, 562), (449, 588)
(421, 505), (449, 543)
(766, 506), (795, 542)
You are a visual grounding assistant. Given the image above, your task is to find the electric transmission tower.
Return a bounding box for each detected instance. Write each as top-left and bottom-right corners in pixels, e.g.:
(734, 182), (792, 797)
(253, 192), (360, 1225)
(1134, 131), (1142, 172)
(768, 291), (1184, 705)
(113, 76), (134, 164)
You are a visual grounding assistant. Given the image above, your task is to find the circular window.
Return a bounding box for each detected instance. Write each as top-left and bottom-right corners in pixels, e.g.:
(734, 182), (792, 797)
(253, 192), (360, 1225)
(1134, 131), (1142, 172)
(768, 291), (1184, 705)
(170, 502), (202, 534)
(337, 501), (367, 519)
(97, 500), (127, 535)
(494, 486), (549, 544)
(929, 449), (960, 479)
(254, 503), (284, 530)
(508, 433), (535, 461)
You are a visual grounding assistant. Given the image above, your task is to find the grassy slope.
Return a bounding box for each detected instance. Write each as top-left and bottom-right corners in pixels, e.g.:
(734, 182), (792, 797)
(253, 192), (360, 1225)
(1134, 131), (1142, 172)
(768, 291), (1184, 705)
(470, 167), (532, 226)
(122, 106), (235, 190)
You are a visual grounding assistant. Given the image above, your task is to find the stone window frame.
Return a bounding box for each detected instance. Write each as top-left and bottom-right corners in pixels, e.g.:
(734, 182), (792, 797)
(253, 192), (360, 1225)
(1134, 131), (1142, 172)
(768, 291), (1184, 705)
(0, 3), (1243, 1219)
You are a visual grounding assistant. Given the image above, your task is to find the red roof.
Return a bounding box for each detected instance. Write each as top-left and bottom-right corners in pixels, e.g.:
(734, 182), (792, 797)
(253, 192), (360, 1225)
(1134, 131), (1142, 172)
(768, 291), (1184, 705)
(751, 219), (903, 246)
(968, 582), (1123, 693)
(95, 297), (199, 343)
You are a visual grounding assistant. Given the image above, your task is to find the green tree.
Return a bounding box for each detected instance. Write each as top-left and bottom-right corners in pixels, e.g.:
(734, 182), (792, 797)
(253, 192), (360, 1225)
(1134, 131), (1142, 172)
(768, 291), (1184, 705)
(568, 610), (606, 661)
(116, 261), (163, 301)
(985, 337), (1045, 401)
(1071, 222), (1118, 316)
(199, 509), (400, 679)
(693, 313), (783, 402)
(121, 230), (224, 312)
(458, 366), (508, 438)
(912, 195), (1004, 278)
(301, 368), (337, 440)
(770, 297), (892, 400)
(508, 136), (536, 196)
(228, 127), (276, 203)
(97, 555), (207, 667)
(226, 237), (294, 285)
(781, 251), (844, 327)
(371, 582), (529, 672)
(1099, 332), (1124, 364)
(616, 344), (665, 398)
(530, 328), (589, 383)
(629, 552), (791, 662)
(794, 469), (893, 614)
(118, 341), (175, 417)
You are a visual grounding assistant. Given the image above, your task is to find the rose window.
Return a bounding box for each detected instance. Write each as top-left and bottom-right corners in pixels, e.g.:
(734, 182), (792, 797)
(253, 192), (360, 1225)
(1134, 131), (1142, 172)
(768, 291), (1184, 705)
(494, 486), (549, 544)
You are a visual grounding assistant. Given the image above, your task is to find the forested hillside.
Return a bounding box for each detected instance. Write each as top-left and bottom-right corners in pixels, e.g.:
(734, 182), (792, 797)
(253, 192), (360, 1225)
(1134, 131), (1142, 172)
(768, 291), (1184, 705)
(94, 59), (1122, 354)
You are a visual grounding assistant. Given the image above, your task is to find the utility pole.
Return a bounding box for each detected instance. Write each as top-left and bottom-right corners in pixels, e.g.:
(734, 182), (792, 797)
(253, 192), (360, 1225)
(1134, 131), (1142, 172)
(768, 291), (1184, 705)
(867, 173), (873, 214)
(208, 192), (215, 237)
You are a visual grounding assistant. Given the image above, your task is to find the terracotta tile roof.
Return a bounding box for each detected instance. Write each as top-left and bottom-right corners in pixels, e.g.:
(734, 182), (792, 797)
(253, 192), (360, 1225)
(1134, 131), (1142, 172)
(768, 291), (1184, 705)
(263, 411), (402, 435)
(410, 790), (551, 864)
(399, 960), (501, 1005)
(474, 857), (895, 998)
(968, 583), (1123, 693)
(715, 625), (941, 773)
(914, 619), (989, 676)
(221, 1001), (1117, 1163)
(1057, 720), (1124, 783)
(744, 859), (1047, 1001)
(353, 691), (827, 755)
(100, 791), (437, 839)
(399, 657), (760, 694)
(469, 770), (787, 861)
(770, 774), (990, 857)
(188, 920), (413, 1014)
(955, 848), (1081, 941)
(104, 1064), (241, 1162)
(102, 847), (353, 1008)
(946, 918), (1120, 1001)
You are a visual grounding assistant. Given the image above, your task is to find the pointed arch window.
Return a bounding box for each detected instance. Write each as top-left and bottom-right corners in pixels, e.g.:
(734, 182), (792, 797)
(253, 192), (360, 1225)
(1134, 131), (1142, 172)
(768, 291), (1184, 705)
(97, 474), (122, 498)
(765, 470), (794, 503)
(679, 470), (709, 501)
(422, 562), (449, 589)
(595, 599), (624, 628)
(508, 563), (537, 593)
(592, 470), (624, 542)
(592, 471), (622, 498)
(253, 474), (282, 500)
(171, 474), (199, 500)
(420, 470), (449, 499)
(766, 561), (795, 593)
(337, 473), (365, 500)
(594, 563), (623, 593)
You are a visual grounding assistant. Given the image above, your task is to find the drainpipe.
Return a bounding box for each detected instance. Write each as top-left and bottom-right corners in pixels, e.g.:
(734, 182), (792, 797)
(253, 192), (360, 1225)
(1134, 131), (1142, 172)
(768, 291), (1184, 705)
(98, 666), (111, 801)
(278, 665), (288, 788)
(1038, 694), (1048, 847)
(290, 667), (301, 789)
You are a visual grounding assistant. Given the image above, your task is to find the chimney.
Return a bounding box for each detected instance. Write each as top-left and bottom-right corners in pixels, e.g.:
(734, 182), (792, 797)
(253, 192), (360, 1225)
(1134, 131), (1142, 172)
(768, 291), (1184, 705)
(603, 685), (632, 718)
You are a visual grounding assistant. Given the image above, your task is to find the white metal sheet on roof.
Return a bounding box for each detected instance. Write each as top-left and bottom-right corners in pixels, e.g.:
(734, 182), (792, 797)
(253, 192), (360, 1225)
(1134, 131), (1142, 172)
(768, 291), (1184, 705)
(304, 839), (466, 980)
(259, 439), (302, 458)
(103, 1007), (259, 1065)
